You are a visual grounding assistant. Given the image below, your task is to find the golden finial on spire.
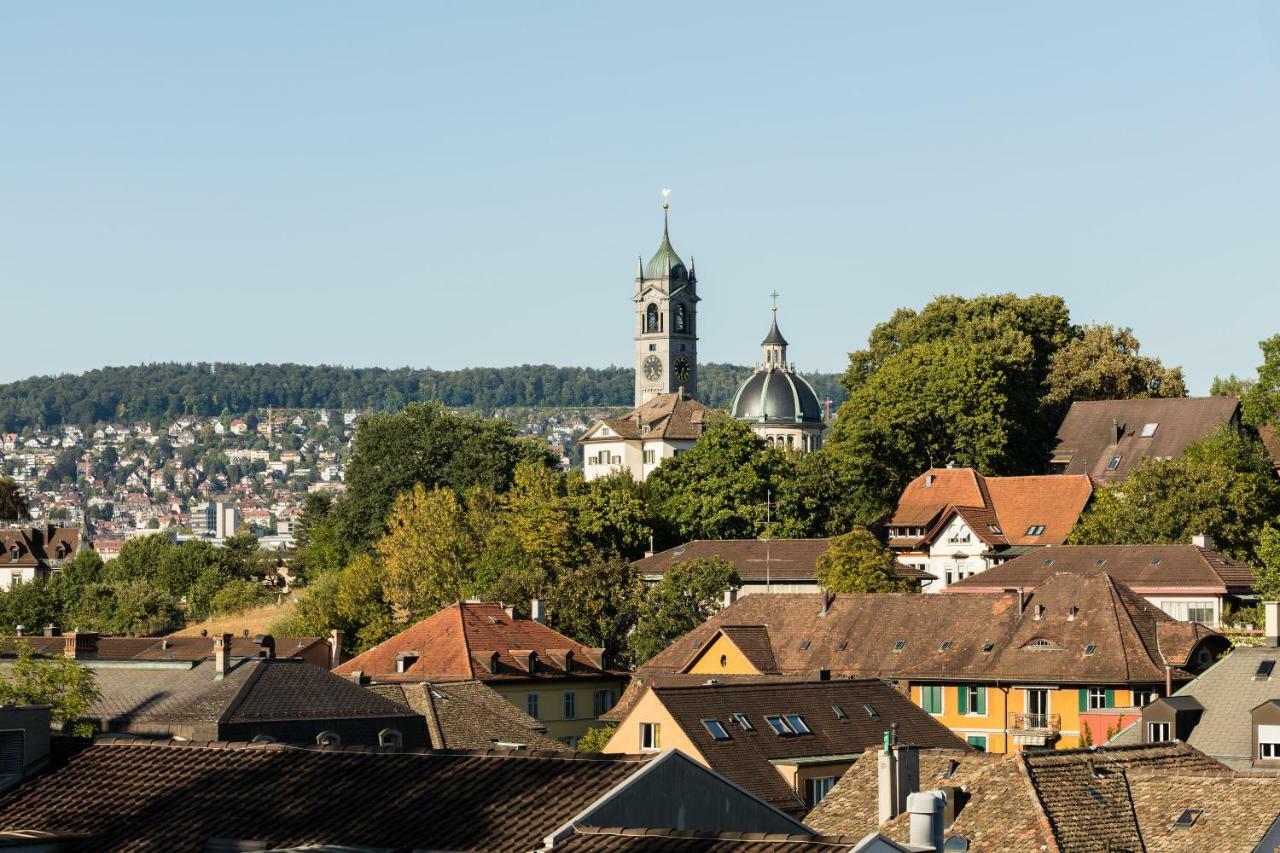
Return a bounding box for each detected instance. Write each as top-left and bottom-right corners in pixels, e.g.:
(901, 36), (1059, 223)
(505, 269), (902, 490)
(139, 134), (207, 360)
(662, 187), (671, 211)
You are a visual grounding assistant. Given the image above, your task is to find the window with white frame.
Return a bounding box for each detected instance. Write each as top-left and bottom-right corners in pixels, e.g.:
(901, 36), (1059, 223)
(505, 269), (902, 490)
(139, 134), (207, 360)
(805, 776), (836, 807)
(640, 722), (661, 750)
(1159, 600), (1216, 623)
(1259, 725), (1280, 760)
(644, 449), (656, 464)
(1089, 688), (1109, 710)
(1148, 722), (1170, 742)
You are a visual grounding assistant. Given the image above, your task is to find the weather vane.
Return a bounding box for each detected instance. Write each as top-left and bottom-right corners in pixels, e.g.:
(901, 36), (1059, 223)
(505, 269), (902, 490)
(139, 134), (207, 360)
(662, 187), (671, 210)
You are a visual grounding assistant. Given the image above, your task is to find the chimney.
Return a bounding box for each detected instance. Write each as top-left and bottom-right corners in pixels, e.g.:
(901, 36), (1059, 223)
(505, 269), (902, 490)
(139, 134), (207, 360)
(1067, 606), (1077, 622)
(1017, 587), (1025, 616)
(1191, 532), (1213, 550)
(1112, 417), (1121, 441)
(877, 730), (920, 824)
(329, 629), (344, 668)
(819, 589), (833, 617)
(924, 474), (936, 487)
(1165, 665), (1173, 697)
(14, 625), (23, 638)
(254, 634), (275, 660)
(1266, 602), (1280, 648)
(644, 534), (655, 559)
(214, 633), (232, 679)
(908, 790), (947, 852)
(530, 598), (546, 624)
(503, 604), (516, 620)
(818, 668), (831, 681)
(1033, 604), (1044, 621)
(63, 632), (98, 659)
(42, 625), (59, 638)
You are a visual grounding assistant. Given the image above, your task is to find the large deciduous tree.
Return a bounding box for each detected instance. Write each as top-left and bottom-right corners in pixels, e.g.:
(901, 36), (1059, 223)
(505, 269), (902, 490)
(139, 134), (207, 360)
(628, 557), (740, 665)
(1043, 324), (1187, 405)
(0, 644), (100, 735)
(0, 476), (30, 522)
(1069, 426), (1280, 563)
(375, 484), (480, 622)
(545, 555), (643, 665)
(815, 528), (915, 594)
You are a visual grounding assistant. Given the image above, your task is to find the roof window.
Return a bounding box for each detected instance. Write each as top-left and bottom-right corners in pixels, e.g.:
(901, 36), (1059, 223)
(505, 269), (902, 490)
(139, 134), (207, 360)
(1150, 558), (1161, 566)
(832, 704), (847, 720)
(1107, 455), (1123, 471)
(1027, 525), (1046, 536)
(1141, 423), (1159, 438)
(799, 640), (811, 650)
(939, 640), (953, 651)
(764, 715), (791, 736)
(1043, 558), (1055, 566)
(1084, 643), (1097, 656)
(836, 641), (848, 651)
(692, 640), (702, 649)
(982, 642), (994, 653)
(893, 640), (906, 652)
(732, 712), (754, 731)
(702, 719), (731, 740)
(988, 524), (1003, 535)
(1094, 559), (1106, 566)
(1256, 660), (1276, 680)
(863, 704), (879, 719)
(1173, 809), (1203, 829)
(784, 714), (811, 734)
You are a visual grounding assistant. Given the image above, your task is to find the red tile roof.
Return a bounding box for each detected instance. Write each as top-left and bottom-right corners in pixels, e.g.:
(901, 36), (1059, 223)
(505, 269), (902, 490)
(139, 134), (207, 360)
(333, 601), (618, 683)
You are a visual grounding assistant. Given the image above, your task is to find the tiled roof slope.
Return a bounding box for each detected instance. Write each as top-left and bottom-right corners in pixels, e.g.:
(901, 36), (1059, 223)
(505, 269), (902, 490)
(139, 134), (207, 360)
(582, 391), (719, 442)
(557, 826), (867, 851)
(1051, 397), (1240, 483)
(948, 544), (1256, 594)
(633, 575), (1215, 686)
(808, 743), (1229, 852)
(369, 680), (568, 751)
(0, 524), (79, 569)
(332, 601), (615, 683)
(885, 469), (1092, 548)
(633, 539), (932, 582)
(0, 740), (652, 852)
(650, 680), (969, 811)
(1129, 773), (1280, 852)
(0, 633), (323, 663)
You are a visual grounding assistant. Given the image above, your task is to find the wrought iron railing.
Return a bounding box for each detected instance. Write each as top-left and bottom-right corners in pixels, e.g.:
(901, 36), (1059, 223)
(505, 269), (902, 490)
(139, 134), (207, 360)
(1008, 712), (1062, 732)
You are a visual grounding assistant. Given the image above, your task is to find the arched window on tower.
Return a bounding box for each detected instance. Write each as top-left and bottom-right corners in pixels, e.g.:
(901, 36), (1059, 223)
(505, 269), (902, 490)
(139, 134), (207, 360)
(646, 303), (659, 333)
(674, 303), (686, 333)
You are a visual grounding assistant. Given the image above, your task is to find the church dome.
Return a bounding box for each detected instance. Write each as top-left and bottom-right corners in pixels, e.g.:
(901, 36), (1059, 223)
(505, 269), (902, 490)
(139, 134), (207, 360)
(730, 368), (823, 425)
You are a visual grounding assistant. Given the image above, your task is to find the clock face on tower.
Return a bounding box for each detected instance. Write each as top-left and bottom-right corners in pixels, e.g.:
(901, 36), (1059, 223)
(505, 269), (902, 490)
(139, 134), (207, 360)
(673, 354), (691, 381)
(642, 355), (663, 381)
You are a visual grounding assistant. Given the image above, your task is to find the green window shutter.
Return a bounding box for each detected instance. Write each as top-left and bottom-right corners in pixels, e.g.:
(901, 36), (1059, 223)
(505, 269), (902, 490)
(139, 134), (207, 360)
(1105, 689), (1115, 709)
(1079, 689), (1088, 712)
(976, 687), (987, 716)
(958, 685), (969, 715)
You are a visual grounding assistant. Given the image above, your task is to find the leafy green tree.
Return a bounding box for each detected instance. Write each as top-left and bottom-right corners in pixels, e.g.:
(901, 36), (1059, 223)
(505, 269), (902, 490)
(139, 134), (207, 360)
(0, 643), (100, 735)
(577, 723), (618, 752)
(629, 557), (740, 665)
(1210, 375), (1253, 399)
(72, 581), (182, 636)
(815, 528), (915, 593)
(208, 579), (270, 617)
(644, 419), (787, 542)
(1043, 324), (1186, 405)
(0, 581), (58, 634)
(337, 402), (556, 546)
(1239, 335), (1280, 427)
(375, 484), (480, 621)
(0, 476), (29, 521)
(545, 554), (643, 665)
(1070, 426), (1280, 562)
(292, 493), (347, 581)
(333, 553), (398, 653)
(565, 472), (653, 560)
(103, 534), (176, 586)
(49, 549), (103, 616)
(1253, 525), (1280, 602)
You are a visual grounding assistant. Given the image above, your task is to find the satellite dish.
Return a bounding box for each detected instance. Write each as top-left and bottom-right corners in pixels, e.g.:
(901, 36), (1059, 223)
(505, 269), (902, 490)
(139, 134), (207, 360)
(943, 838), (970, 852)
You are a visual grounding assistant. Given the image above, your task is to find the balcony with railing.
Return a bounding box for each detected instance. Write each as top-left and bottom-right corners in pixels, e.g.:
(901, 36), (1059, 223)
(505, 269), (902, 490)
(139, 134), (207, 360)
(1008, 712), (1062, 747)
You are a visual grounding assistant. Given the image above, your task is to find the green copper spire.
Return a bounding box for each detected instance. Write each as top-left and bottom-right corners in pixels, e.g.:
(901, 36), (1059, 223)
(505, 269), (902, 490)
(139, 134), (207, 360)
(643, 200), (688, 280)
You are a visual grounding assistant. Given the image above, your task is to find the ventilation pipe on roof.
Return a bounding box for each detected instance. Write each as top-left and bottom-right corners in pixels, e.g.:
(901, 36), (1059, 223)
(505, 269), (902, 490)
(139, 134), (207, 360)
(1067, 606), (1077, 622)
(1033, 604), (1044, 621)
(1266, 602), (1280, 648)
(1165, 665), (1173, 697)
(878, 727), (920, 825)
(42, 625), (58, 638)
(14, 625), (22, 638)
(1112, 417), (1122, 442)
(908, 790), (947, 851)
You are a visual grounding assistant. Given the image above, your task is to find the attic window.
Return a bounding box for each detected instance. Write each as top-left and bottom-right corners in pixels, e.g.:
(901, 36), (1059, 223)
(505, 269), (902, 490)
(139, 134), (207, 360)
(1150, 558), (1161, 566)
(1256, 660), (1276, 680)
(1026, 525), (1046, 536)
(702, 719), (730, 740)
(939, 640), (953, 651)
(784, 714), (811, 734)
(764, 715), (791, 736)
(863, 704), (879, 719)
(832, 705), (847, 720)
(1107, 455), (1123, 471)
(836, 641), (848, 651)
(893, 640), (906, 652)
(692, 640), (702, 650)
(982, 642), (994, 653)
(1141, 423), (1159, 438)
(1085, 643), (1097, 656)
(732, 713), (754, 731)
(1043, 559), (1055, 566)
(1173, 809), (1203, 829)
(799, 640), (811, 650)
(988, 524), (1003, 535)
(1094, 559), (1107, 567)
(1025, 638), (1056, 650)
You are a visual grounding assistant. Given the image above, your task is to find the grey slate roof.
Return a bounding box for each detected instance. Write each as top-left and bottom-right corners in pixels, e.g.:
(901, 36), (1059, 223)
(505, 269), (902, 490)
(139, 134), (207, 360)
(368, 680), (568, 751)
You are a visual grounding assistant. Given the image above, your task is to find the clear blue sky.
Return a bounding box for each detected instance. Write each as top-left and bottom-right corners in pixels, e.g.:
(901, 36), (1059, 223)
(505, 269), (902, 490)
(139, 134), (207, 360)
(3, 3), (1279, 392)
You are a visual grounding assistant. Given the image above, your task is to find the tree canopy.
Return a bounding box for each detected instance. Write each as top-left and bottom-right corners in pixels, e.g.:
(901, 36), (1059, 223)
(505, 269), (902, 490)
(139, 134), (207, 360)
(815, 528), (915, 594)
(628, 557), (739, 665)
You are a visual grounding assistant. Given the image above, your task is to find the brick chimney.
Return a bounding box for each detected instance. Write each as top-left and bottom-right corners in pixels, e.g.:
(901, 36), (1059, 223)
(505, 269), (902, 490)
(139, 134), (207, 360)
(63, 632), (98, 659)
(214, 633), (232, 679)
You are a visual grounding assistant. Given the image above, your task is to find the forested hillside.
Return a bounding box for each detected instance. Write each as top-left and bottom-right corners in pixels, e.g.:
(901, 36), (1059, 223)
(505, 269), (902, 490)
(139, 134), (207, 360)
(0, 362), (845, 431)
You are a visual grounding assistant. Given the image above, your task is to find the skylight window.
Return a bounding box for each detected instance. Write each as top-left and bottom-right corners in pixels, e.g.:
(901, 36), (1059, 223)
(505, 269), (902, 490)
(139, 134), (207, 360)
(702, 719), (730, 740)
(799, 640), (811, 650)
(1084, 643), (1097, 656)
(732, 713), (754, 731)
(982, 642), (994, 653)
(1027, 525), (1046, 536)
(784, 714), (811, 734)
(1141, 423), (1159, 438)
(1257, 660), (1276, 679)
(832, 704), (847, 720)
(1107, 455), (1123, 471)
(764, 715), (791, 736)
(939, 640), (953, 651)
(893, 640), (906, 652)
(836, 641), (848, 651)
(1095, 559), (1107, 566)
(863, 704), (879, 719)
(1043, 558), (1055, 566)
(1173, 809), (1203, 829)
(988, 524), (1003, 534)
(1150, 558), (1162, 566)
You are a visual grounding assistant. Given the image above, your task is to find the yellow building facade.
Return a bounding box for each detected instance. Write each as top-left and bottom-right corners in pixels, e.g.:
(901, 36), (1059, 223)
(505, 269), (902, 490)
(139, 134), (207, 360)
(491, 679), (623, 744)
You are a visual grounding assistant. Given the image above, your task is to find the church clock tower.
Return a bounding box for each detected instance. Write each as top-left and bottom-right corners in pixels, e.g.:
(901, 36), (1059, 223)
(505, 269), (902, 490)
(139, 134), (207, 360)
(634, 194), (699, 405)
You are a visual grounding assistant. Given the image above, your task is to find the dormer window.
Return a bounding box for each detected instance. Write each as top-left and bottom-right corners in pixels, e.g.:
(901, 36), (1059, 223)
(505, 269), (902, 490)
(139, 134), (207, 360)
(395, 651), (420, 674)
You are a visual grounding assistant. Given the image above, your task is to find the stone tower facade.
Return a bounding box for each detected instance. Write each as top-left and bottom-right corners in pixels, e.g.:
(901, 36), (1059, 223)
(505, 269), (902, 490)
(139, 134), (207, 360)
(633, 204), (699, 406)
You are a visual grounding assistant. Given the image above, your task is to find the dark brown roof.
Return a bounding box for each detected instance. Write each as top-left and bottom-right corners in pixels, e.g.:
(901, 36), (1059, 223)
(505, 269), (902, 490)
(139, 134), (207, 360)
(0, 634), (324, 663)
(1258, 424), (1280, 474)
(809, 742), (1231, 852)
(633, 539), (931, 583)
(557, 826), (866, 851)
(332, 601), (618, 683)
(885, 469), (1092, 548)
(0, 740), (654, 852)
(0, 525), (79, 569)
(949, 544), (1256, 595)
(647, 680), (969, 811)
(581, 391), (719, 442)
(368, 680), (568, 751)
(1051, 397), (1240, 483)
(631, 575), (1219, 688)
